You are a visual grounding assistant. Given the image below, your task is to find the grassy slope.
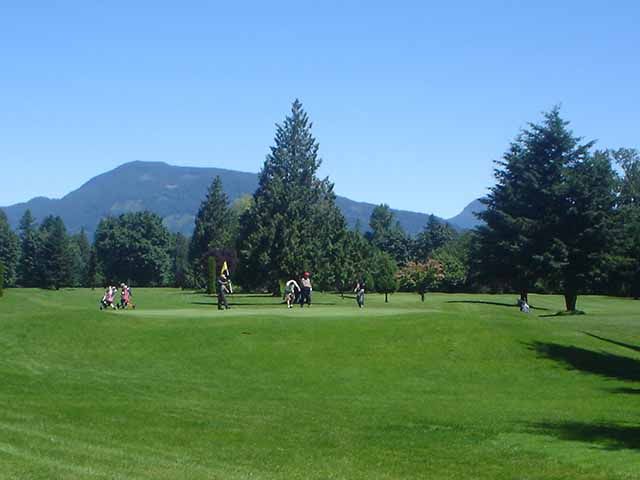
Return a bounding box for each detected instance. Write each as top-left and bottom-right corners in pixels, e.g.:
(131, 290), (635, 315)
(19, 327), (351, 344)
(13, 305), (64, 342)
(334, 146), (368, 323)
(0, 289), (638, 479)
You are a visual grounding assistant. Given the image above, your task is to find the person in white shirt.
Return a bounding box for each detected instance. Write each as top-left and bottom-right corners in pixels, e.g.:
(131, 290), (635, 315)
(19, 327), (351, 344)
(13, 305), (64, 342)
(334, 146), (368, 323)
(284, 279), (300, 308)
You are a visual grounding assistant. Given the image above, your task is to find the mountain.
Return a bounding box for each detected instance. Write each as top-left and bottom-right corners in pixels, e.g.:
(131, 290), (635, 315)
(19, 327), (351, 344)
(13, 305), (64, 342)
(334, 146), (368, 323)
(1, 161), (480, 236)
(446, 198), (485, 230)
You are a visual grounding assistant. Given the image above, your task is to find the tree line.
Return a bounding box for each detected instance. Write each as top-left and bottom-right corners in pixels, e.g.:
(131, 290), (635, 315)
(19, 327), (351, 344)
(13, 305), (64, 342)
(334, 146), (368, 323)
(1, 102), (638, 311)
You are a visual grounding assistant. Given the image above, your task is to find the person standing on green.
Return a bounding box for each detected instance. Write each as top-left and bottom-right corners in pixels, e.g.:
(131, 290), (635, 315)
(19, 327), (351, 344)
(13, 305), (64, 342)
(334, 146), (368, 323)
(217, 273), (230, 310)
(299, 272), (312, 307)
(354, 279), (366, 308)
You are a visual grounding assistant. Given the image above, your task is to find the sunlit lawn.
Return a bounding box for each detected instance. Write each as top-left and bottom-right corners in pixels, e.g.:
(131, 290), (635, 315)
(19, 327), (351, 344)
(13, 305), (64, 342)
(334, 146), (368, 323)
(0, 288), (638, 479)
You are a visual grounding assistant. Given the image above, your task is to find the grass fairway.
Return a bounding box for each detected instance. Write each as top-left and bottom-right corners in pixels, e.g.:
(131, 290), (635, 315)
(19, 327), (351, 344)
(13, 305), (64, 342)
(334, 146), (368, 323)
(0, 289), (638, 479)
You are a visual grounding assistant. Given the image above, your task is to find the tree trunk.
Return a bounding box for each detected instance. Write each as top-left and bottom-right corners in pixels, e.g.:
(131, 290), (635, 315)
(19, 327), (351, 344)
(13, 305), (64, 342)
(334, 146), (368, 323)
(385, 292), (388, 303)
(564, 291), (577, 312)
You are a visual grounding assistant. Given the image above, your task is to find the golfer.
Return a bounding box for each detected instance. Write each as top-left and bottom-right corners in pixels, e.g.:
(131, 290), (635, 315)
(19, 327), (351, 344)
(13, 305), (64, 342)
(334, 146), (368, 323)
(299, 272), (312, 307)
(217, 273), (230, 310)
(284, 279), (300, 308)
(354, 279), (366, 308)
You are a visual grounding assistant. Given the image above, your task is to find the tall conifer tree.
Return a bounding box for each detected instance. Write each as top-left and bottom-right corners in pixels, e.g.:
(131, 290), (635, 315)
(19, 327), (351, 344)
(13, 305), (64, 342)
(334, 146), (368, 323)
(476, 107), (594, 303)
(38, 215), (72, 289)
(238, 99), (346, 292)
(189, 176), (234, 286)
(17, 210), (40, 287)
(612, 148), (640, 298)
(0, 210), (19, 287)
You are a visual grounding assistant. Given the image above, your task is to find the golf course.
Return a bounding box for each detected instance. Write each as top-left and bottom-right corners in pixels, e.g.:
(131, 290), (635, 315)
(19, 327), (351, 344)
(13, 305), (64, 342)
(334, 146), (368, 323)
(0, 289), (638, 479)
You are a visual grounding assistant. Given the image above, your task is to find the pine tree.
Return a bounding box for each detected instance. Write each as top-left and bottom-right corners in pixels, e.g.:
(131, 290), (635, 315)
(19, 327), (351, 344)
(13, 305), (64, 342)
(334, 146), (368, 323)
(611, 148), (640, 298)
(17, 210), (41, 287)
(476, 107), (594, 304)
(172, 233), (191, 288)
(38, 216), (72, 289)
(367, 204), (411, 265)
(207, 257), (216, 295)
(413, 215), (457, 261)
(189, 176), (234, 286)
(555, 151), (617, 310)
(70, 228), (91, 286)
(0, 210), (19, 287)
(85, 247), (99, 289)
(340, 229), (380, 295)
(238, 99), (346, 293)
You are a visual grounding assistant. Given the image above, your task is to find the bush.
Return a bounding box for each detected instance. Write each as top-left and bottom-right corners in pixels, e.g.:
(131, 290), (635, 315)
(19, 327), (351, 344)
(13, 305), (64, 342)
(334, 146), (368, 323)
(207, 257), (216, 295)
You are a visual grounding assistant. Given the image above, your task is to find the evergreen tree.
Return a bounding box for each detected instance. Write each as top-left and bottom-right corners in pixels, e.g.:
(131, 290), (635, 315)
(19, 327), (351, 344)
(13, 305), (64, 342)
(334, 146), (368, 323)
(172, 233), (191, 288)
(207, 256), (216, 295)
(553, 151), (616, 310)
(373, 252), (398, 303)
(189, 176), (234, 286)
(310, 194), (348, 290)
(476, 107), (594, 304)
(65, 229), (90, 287)
(70, 228), (91, 286)
(413, 215), (457, 261)
(0, 262), (4, 297)
(85, 246), (99, 289)
(611, 148), (640, 298)
(0, 210), (19, 287)
(17, 210), (40, 287)
(337, 229), (379, 297)
(38, 215), (73, 289)
(238, 99), (346, 292)
(367, 204), (411, 265)
(95, 212), (172, 286)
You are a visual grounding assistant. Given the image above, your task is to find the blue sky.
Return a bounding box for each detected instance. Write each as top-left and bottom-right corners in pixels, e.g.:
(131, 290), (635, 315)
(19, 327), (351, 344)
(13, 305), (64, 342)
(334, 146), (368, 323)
(1, 1), (638, 218)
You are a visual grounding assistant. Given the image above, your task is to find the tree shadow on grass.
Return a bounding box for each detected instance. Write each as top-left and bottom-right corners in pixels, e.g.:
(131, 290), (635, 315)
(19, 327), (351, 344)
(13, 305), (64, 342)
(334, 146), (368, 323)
(531, 421), (640, 450)
(610, 387), (640, 395)
(447, 300), (518, 308)
(538, 310), (586, 318)
(447, 300), (550, 311)
(582, 332), (640, 354)
(528, 341), (640, 382)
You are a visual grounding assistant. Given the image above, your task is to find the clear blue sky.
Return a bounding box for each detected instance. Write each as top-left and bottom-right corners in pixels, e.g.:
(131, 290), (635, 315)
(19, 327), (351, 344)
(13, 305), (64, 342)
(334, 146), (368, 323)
(1, 1), (638, 218)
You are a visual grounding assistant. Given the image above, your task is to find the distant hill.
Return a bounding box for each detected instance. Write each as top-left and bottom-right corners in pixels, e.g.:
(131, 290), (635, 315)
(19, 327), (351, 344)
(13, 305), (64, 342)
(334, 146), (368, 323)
(446, 198), (485, 230)
(1, 161), (481, 236)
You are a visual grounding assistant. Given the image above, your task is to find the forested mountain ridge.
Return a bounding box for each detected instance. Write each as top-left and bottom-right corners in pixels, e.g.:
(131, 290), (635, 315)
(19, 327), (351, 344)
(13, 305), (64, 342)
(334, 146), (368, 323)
(1, 161), (481, 235)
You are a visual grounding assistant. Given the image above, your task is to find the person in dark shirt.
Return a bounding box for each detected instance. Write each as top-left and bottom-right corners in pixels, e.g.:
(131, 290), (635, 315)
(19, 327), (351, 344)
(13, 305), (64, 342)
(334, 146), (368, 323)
(217, 273), (230, 310)
(354, 279), (366, 308)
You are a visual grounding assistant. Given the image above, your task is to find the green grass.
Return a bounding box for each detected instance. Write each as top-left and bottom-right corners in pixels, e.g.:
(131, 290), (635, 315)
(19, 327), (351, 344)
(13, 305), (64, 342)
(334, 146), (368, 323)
(0, 289), (638, 479)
